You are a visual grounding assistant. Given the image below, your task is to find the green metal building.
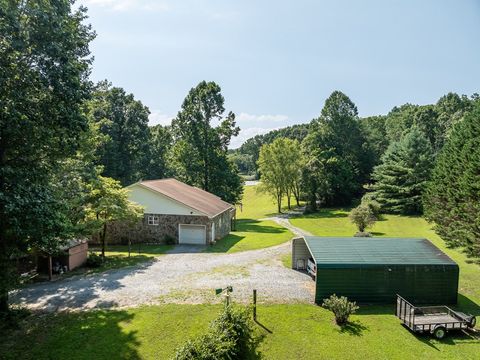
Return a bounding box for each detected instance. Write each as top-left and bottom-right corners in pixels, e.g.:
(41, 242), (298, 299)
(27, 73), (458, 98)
(292, 237), (459, 304)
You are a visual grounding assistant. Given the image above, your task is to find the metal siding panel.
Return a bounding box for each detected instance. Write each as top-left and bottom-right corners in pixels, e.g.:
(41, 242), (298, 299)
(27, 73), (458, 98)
(315, 264), (459, 304)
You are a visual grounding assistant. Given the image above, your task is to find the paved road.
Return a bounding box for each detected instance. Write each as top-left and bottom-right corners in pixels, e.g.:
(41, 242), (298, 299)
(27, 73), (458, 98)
(11, 220), (313, 311)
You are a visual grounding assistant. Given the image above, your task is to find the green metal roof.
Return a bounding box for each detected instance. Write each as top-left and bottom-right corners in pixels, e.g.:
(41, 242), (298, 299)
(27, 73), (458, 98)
(303, 237), (457, 267)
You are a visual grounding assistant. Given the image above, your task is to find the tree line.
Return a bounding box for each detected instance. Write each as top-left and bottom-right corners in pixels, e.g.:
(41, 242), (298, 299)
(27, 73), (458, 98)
(255, 91), (480, 257)
(0, 1), (242, 313)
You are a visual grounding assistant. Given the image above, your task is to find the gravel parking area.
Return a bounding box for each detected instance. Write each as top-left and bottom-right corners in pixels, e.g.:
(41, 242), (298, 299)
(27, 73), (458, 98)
(11, 240), (314, 312)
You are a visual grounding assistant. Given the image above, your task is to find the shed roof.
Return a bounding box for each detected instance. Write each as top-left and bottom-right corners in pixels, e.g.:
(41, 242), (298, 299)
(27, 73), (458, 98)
(303, 237), (457, 267)
(135, 178), (234, 218)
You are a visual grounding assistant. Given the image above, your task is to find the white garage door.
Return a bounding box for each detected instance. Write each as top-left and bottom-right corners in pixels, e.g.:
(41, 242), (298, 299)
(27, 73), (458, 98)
(179, 224), (206, 245)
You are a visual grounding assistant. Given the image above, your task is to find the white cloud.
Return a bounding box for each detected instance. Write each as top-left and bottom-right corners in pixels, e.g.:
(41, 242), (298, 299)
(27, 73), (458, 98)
(149, 110), (174, 126)
(236, 113), (289, 123)
(81, 0), (170, 12)
(229, 126), (280, 149)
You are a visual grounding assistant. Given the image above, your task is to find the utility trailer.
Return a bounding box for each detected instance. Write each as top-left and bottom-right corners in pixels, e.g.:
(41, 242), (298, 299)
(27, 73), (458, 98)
(396, 294), (476, 339)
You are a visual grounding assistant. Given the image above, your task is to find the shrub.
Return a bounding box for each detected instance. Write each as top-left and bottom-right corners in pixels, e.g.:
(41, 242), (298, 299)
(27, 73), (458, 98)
(361, 193), (381, 217)
(349, 205), (376, 233)
(164, 234), (176, 245)
(323, 294), (359, 326)
(173, 304), (255, 360)
(86, 252), (103, 268)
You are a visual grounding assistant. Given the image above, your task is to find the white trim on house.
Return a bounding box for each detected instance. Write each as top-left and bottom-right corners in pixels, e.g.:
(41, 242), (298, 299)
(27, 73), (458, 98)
(147, 215), (159, 226)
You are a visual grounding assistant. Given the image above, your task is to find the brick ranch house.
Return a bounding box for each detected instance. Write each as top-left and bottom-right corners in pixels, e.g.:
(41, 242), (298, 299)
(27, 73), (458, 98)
(109, 178), (236, 245)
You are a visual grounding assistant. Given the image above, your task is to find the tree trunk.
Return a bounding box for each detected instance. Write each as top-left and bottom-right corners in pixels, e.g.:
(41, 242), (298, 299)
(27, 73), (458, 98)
(287, 194), (291, 209)
(48, 255), (52, 281)
(101, 222), (107, 260)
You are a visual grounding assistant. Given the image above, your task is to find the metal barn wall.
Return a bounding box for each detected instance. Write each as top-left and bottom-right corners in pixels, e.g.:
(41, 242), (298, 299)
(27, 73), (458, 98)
(292, 238), (311, 270)
(315, 264), (459, 305)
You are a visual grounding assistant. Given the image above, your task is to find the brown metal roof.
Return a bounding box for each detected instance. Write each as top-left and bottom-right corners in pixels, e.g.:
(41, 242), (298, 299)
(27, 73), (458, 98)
(138, 178), (234, 218)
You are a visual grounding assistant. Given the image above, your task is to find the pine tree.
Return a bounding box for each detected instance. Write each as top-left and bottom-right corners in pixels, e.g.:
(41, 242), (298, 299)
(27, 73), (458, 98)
(371, 127), (433, 214)
(424, 102), (480, 256)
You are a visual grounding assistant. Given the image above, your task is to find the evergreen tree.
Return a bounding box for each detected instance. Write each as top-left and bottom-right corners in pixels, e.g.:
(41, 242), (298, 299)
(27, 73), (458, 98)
(424, 102), (480, 256)
(371, 127), (433, 214)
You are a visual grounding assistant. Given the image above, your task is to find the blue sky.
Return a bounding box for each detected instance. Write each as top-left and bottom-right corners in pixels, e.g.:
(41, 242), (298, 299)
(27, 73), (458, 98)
(80, 0), (480, 148)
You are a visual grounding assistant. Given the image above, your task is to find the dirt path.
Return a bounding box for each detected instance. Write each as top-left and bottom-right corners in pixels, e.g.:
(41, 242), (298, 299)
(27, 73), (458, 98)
(11, 241), (313, 312)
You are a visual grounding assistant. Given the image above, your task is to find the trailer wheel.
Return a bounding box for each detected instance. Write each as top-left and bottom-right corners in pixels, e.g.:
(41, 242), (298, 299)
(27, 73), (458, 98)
(433, 326), (446, 340)
(468, 316), (476, 328)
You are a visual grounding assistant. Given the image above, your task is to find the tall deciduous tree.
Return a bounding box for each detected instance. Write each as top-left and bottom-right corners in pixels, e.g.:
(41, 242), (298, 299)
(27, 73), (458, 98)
(0, 1), (94, 312)
(257, 138), (304, 212)
(371, 127), (434, 215)
(171, 81), (242, 204)
(302, 91), (367, 206)
(424, 102), (480, 256)
(89, 81), (151, 186)
(145, 125), (173, 180)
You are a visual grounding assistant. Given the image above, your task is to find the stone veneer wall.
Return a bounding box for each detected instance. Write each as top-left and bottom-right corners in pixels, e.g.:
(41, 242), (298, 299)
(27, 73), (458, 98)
(105, 213), (212, 245)
(212, 208), (235, 240)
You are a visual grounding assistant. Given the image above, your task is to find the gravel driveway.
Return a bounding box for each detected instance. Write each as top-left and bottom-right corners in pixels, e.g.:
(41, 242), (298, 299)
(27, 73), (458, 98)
(11, 236), (314, 312)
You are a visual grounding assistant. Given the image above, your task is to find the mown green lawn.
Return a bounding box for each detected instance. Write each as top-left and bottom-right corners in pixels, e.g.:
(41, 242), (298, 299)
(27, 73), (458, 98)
(2, 302), (479, 360)
(206, 185), (297, 253)
(205, 219), (293, 253)
(237, 185), (299, 220)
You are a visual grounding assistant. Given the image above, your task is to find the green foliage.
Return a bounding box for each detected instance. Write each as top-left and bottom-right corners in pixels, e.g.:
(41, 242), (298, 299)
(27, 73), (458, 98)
(171, 81), (243, 204)
(424, 101), (480, 256)
(86, 252), (103, 268)
(371, 127), (433, 215)
(322, 294), (359, 326)
(360, 193), (381, 217)
(88, 81), (151, 186)
(302, 91), (368, 207)
(257, 138), (304, 212)
(349, 205), (376, 233)
(238, 123), (310, 172)
(0, 0), (94, 311)
(228, 152), (255, 175)
(146, 124), (173, 180)
(164, 234), (176, 245)
(173, 304), (255, 360)
(84, 176), (144, 258)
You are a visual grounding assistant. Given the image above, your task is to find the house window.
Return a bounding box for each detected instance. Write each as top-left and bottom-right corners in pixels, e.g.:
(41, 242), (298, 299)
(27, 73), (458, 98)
(148, 215), (159, 226)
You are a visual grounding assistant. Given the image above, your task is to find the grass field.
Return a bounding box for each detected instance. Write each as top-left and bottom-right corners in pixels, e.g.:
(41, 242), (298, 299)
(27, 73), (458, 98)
(205, 219), (292, 253)
(2, 302), (479, 360)
(206, 185), (296, 252)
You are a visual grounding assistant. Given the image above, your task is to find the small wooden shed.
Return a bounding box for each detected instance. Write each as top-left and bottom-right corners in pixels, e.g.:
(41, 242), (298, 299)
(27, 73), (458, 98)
(37, 239), (88, 279)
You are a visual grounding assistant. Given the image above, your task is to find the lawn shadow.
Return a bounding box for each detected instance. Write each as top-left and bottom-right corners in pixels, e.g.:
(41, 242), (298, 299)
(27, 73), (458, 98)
(370, 232), (386, 236)
(455, 293), (480, 315)
(255, 319), (273, 334)
(1, 309), (141, 359)
(408, 325), (480, 350)
(238, 219), (289, 234)
(10, 260), (155, 311)
(339, 320), (369, 336)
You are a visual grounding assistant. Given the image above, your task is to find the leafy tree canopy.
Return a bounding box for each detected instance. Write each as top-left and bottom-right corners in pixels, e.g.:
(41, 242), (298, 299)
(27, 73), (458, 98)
(171, 81), (243, 204)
